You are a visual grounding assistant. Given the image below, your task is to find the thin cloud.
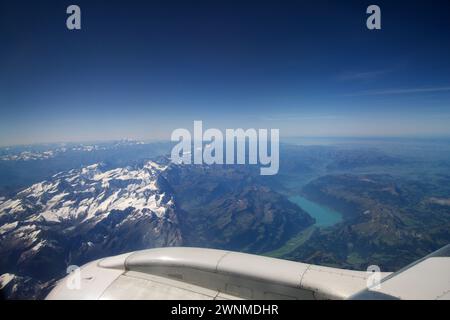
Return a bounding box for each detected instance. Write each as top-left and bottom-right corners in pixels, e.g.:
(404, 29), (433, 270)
(344, 86), (450, 97)
(260, 114), (342, 121)
(338, 69), (391, 81)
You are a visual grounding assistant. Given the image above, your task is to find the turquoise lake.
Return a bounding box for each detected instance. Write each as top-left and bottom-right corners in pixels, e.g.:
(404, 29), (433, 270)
(288, 195), (343, 227)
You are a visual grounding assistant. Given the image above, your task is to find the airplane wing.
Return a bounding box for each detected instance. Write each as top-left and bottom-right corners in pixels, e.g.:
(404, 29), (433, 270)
(46, 245), (449, 300)
(350, 244), (450, 300)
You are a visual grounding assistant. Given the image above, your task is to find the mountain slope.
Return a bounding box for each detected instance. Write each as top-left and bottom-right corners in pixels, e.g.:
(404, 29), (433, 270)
(0, 161), (182, 297)
(0, 160), (313, 299)
(282, 174), (450, 270)
(163, 164), (314, 253)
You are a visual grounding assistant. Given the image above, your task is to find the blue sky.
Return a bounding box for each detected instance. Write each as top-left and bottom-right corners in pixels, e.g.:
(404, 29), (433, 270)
(1, 0), (450, 146)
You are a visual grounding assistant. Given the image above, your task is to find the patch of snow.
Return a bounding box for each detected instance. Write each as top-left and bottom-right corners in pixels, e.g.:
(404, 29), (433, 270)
(0, 199), (25, 215)
(0, 273), (16, 289)
(0, 221), (19, 235)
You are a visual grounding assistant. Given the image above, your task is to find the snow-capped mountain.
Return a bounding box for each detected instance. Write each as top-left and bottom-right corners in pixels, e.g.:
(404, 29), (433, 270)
(0, 160), (182, 298)
(0, 158), (313, 299)
(0, 161), (172, 223)
(0, 139), (148, 161)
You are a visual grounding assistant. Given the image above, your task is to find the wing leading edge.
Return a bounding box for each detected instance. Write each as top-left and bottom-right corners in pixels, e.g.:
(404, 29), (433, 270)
(46, 245), (450, 300)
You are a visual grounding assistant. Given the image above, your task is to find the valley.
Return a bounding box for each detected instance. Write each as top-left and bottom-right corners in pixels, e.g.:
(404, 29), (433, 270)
(1, 138), (450, 298)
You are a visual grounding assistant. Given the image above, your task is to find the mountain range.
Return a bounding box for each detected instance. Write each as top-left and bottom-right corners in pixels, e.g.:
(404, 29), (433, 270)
(0, 159), (313, 299)
(1, 139), (449, 299)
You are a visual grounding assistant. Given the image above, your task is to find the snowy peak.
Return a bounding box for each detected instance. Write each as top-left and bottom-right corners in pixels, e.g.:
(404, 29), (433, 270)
(0, 160), (182, 298)
(0, 161), (171, 225)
